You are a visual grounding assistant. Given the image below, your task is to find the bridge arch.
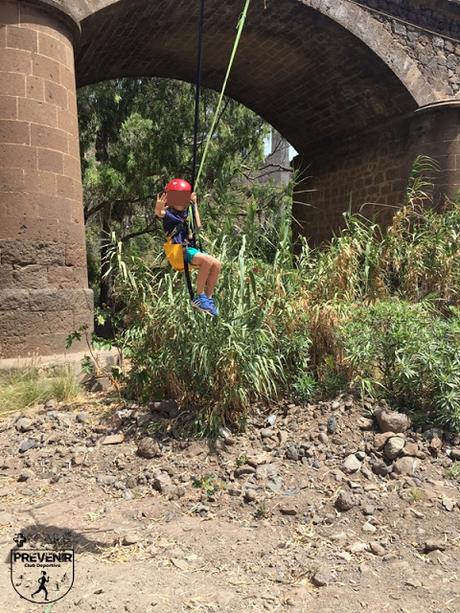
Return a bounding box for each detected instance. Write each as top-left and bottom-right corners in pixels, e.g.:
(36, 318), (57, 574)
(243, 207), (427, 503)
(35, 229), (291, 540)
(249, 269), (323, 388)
(74, 0), (434, 153)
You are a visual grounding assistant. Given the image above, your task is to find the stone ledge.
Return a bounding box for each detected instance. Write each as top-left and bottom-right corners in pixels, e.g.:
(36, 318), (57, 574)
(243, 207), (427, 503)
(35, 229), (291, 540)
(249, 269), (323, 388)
(0, 348), (118, 373)
(20, 0), (81, 42)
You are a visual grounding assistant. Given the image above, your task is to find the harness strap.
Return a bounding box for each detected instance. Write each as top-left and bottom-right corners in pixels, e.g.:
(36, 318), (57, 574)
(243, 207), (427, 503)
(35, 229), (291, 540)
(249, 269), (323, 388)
(183, 246), (194, 300)
(166, 219), (188, 242)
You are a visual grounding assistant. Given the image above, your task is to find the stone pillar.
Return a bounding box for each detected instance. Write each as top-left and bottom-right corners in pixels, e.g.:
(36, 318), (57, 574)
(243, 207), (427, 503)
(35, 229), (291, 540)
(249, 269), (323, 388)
(0, 0), (92, 359)
(292, 103), (460, 247)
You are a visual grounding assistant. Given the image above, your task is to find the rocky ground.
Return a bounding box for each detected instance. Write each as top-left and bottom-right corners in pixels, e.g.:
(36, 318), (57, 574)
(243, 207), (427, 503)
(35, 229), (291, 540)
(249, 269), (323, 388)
(0, 390), (459, 612)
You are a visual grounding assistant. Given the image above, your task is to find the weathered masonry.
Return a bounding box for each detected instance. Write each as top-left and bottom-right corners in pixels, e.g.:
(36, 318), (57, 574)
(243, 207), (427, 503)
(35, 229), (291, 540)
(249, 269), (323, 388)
(1, 0), (460, 359)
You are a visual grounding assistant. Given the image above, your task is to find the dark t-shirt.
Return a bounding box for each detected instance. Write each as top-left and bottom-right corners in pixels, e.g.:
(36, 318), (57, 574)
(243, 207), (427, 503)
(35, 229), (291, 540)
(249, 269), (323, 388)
(163, 207), (189, 244)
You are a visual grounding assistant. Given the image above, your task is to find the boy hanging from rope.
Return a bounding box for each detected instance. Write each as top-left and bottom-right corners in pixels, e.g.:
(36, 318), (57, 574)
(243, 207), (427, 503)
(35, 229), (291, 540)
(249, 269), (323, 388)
(155, 178), (221, 317)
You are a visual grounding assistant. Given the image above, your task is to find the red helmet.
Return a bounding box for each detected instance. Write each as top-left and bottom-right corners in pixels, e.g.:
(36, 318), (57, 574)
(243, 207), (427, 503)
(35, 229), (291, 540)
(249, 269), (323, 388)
(165, 178), (192, 192)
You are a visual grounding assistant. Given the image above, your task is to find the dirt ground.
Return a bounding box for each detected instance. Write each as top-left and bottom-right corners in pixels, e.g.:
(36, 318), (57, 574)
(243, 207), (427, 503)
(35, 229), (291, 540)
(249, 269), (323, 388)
(0, 392), (459, 612)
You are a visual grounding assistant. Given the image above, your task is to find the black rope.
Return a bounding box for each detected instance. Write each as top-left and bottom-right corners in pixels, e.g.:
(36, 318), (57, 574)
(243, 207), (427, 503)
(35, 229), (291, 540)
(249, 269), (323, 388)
(191, 0), (205, 191)
(188, 0), (205, 261)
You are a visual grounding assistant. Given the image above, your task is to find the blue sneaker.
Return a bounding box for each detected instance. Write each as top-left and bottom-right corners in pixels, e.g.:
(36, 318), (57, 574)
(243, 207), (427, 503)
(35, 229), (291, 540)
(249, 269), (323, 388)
(192, 293), (213, 316)
(206, 296), (219, 317)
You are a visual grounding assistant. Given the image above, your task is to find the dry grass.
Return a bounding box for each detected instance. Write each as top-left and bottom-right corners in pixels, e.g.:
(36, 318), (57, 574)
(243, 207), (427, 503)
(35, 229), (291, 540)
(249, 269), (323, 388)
(0, 366), (81, 417)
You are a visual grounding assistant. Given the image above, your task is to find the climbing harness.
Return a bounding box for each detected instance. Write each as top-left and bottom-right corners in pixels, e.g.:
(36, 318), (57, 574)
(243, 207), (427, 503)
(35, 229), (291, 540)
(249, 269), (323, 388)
(163, 217), (197, 302)
(164, 0), (252, 300)
(162, 179), (198, 297)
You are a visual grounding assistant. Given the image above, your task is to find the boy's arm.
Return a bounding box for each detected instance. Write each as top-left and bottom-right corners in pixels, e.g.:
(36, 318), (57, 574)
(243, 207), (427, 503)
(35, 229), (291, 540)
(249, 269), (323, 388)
(154, 192), (168, 218)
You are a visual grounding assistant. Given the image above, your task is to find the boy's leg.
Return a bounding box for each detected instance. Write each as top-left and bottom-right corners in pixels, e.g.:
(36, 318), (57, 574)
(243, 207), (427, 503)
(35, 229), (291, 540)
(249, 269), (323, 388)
(190, 252), (212, 295)
(204, 258), (222, 297)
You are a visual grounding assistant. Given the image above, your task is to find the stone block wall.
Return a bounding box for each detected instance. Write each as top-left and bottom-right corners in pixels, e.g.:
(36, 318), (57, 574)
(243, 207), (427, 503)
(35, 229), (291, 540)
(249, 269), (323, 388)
(293, 104), (460, 246)
(358, 0), (460, 96)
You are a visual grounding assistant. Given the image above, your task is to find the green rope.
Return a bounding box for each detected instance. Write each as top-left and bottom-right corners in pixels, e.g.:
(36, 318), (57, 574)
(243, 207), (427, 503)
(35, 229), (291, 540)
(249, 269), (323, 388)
(194, 0), (251, 191)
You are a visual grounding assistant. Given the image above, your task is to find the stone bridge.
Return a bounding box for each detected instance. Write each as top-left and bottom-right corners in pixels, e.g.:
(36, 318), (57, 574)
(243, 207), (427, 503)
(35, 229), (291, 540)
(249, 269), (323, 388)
(1, 0), (460, 358)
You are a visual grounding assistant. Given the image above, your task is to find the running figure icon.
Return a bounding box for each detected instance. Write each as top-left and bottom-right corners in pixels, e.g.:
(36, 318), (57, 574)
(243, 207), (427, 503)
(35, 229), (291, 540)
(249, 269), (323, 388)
(31, 570), (50, 601)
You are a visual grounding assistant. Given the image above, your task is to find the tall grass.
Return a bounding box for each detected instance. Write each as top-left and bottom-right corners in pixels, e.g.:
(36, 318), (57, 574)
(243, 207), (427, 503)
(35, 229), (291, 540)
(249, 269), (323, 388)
(298, 157), (459, 307)
(103, 156), (460, 432)
(106, 229), (310, 432)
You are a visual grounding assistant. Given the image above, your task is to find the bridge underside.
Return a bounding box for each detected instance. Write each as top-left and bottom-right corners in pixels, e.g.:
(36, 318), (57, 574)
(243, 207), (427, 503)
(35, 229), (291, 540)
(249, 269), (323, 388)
(1, 0), (460, 358)
(76, 0), (416, 153)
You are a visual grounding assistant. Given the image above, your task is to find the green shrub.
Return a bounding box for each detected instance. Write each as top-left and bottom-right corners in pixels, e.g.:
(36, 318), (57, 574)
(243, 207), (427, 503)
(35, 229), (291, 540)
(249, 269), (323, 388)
(446, 462), (460, 481)
(292, 372), (317, 404)
(340, 300), (460, 430)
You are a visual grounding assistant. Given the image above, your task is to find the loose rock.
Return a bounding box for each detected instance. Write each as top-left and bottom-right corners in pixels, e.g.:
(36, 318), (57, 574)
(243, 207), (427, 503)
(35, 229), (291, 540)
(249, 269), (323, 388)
(423, 539), (446, 553)
(384, 436), (405, 460)
(278, 430), (288, 445)
(91, 377), (113, 392)
(137, 438), (161, 459)
(76, 413), (91, 424)
(243, 489), (258, 503)
(374, 432), (395, 450)
(101, 433), (125, 445)
(403, 442), (419, 457)
(349, 542), (370, 554)
(362, 522), (377, 533)
(122, 533), (142, 546)
(327, 416), (337, 434)
(151, 470), (172, 493)
(260, 428), (274, 439)
(235, 465), (256, 477)
(375, 408), (410, 433)
(430, 437), (442, 453)
(335, 490), (356, 512)
(423, 428), (443, 442)
(442, 496), (455, 512)
(96, 474), (117, 486)
(285, 445), (299, 462)
(342, 454), (361, 474)
(369, 542), (385, 556)
(15, 417), (34, 433)
(449, 448), (460, 461)
(150, 399), (178, 418)
(371, 459), (392, 477)
(358, 417), (374, 431)
(279, 504), (298, 516)
(72, 452), (85, 466)
(312, 566), (332, 587)
(18, 468), (34, 482)
(393, 457), (417, 476)
(19, 438), (38, 453)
